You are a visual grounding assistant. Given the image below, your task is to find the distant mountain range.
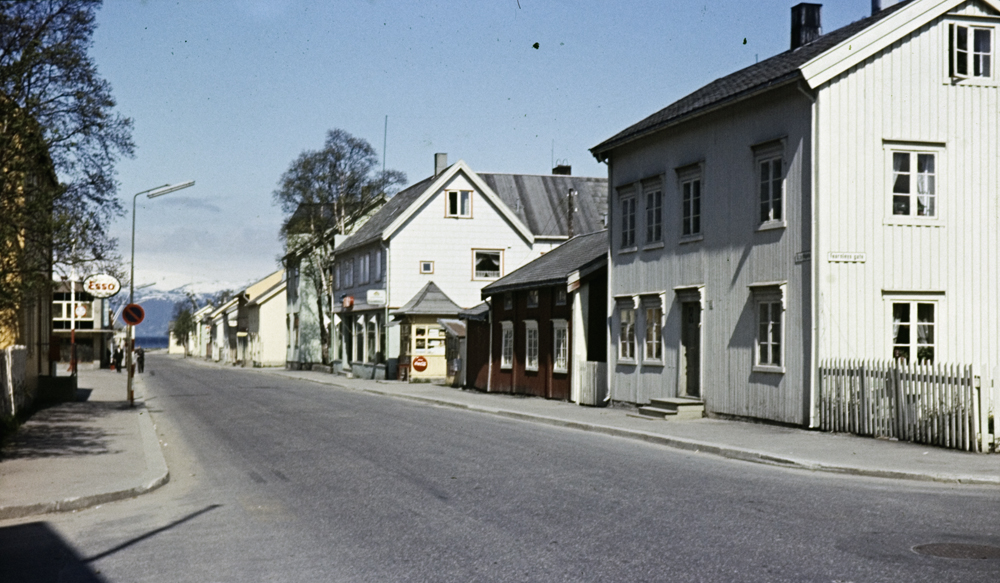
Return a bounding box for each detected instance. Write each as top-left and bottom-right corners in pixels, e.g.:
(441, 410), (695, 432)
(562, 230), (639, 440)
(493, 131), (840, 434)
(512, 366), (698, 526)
(109, 287), (219, 338)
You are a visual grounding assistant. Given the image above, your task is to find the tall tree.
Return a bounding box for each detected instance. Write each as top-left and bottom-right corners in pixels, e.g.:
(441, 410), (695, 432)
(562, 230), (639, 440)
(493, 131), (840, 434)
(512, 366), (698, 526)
(171, 301), (196, 357)
(0, 0), (134, 336)
(273, 129), (405, 363)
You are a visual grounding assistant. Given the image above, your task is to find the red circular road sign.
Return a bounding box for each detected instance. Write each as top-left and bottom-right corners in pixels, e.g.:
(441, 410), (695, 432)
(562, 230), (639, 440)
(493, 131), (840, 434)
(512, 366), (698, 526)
(122, 303), (145, 326)
(412, 356), (428, 372)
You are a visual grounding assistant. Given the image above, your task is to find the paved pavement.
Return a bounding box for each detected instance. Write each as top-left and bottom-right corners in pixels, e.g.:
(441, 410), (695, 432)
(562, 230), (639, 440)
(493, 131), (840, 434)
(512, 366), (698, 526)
(2, 354), (998, 520)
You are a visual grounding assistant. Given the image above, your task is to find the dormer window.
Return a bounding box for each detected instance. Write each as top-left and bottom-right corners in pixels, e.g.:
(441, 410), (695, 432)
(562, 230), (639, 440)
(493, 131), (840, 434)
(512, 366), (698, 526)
(447, 190), (472, 217)
(951, 23), (992, 79)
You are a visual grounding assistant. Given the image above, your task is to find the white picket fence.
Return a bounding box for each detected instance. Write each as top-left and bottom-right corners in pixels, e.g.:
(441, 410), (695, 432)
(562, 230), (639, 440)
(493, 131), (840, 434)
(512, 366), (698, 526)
(0, 345), (29, 418)
(819, 359), (998, 453)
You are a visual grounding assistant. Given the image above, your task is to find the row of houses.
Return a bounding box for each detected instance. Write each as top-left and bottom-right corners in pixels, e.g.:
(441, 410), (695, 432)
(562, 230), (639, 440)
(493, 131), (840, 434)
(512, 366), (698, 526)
(178, 1), (1000, 441)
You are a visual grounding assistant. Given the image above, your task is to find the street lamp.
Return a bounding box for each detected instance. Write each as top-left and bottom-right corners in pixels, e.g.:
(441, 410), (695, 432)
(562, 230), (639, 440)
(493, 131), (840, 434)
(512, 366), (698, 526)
(126, 181), (194, 405)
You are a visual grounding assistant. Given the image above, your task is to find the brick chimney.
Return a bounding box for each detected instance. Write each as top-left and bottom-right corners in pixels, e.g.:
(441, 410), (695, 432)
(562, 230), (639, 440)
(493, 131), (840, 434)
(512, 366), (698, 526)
(434, 153), (448, 176)
(791, 3), (822, 50)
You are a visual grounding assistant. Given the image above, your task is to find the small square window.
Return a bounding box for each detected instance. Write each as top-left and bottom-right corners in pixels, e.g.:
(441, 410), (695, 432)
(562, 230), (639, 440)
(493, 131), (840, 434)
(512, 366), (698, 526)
(420, 261), (434, 274)
(504, 293), (513, 311)
(527, 289), (539, 308)
(555, 287), (567, 306)
(447, 190), (472, 217)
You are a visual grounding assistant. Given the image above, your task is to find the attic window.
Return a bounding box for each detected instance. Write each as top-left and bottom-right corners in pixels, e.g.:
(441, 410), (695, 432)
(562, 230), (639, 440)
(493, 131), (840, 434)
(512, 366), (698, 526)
(474, 250), (502, 279)
(447, 190), (472, 217)
(950, 23), (992, 79)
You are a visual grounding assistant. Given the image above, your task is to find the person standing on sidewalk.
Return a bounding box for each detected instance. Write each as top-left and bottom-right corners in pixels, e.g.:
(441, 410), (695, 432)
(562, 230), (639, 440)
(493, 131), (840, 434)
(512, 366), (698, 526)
(113, 345), (123, 373)
(136, 347), (145, 374)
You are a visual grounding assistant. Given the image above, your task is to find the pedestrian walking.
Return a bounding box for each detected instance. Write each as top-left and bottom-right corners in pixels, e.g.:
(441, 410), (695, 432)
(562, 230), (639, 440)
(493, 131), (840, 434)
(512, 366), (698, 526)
(136, 347), (145, 374)
(113, 345), (123, 373)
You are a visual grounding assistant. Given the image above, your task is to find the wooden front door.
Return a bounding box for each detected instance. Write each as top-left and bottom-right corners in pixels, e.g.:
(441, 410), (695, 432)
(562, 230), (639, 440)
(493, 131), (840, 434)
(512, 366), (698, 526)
(680, 302), (701, 398)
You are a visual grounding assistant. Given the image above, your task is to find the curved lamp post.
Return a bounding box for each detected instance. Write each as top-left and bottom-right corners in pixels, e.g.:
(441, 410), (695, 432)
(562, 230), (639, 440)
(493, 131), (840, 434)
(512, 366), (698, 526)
(126, 181), (194, 405)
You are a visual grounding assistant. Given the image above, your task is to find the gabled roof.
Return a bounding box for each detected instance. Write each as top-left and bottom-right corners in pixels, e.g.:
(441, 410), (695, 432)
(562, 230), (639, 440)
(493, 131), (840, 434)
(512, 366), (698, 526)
(478, 173), (607, 238)
(481, 230), (609, 297)
(210, 296), (239, 319)
(246, 280), (286, 308)
(334, 160), (609, 255)
(591, 0), (914, 158)
(392, 282), (463, 317)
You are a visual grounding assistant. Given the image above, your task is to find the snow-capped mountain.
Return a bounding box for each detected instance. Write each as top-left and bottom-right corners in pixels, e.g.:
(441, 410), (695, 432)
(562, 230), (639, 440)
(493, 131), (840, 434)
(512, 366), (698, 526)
(109, 286), (220, 337)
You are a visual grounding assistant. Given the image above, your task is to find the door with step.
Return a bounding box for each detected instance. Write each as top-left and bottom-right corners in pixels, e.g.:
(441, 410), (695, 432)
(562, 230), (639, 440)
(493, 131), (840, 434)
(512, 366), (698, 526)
(680, 302), (701, 399)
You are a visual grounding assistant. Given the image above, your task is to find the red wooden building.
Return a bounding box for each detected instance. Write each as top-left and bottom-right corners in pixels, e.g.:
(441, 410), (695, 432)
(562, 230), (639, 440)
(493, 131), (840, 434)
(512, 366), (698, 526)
(480, 230), (608, 403)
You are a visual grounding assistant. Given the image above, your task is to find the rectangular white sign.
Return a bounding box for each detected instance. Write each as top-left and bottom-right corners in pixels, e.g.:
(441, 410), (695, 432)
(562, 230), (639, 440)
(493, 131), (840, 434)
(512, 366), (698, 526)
(827, 252), (866, 263)
(367, 289), (387, 305)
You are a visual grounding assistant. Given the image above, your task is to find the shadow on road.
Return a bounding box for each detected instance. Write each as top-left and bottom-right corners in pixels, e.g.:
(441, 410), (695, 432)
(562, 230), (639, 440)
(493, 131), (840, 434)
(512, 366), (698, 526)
(0, 522), (106, 582)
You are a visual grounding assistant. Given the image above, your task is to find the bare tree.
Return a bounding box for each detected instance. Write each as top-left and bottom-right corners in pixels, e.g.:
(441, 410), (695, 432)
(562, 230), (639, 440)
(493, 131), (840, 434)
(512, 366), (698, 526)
(273, 129), (405, 363)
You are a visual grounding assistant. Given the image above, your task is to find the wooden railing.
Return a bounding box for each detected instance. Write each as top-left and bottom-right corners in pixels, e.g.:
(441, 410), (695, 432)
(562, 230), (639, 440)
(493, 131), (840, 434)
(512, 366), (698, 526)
(819, 359), (997, 453)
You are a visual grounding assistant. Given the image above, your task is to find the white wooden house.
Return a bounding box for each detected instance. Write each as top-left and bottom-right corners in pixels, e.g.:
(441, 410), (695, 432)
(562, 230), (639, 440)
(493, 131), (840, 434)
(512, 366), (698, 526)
(330, 154), (607, 380)
(591, 0), (1000, 426)
(246, 278), (287, 367)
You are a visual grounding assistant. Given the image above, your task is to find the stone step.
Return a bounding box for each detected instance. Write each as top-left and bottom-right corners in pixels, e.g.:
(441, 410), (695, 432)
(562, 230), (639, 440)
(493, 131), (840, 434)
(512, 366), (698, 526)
(637, 406), (678, 419)
(648, 397), (705, 420)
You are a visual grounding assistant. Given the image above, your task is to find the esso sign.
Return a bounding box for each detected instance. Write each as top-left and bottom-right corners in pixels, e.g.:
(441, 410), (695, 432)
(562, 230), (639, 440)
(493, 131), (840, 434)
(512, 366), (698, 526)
(83, 274), (121, 299)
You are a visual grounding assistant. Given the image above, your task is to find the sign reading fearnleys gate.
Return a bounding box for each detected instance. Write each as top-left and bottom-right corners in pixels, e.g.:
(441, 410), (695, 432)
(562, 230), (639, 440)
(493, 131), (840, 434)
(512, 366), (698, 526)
(83, 273), (121, 298)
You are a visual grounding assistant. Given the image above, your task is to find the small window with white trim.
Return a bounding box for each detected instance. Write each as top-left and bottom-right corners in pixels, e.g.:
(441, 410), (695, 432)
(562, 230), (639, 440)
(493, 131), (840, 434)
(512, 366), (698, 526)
(753, 140), (784, 227)
(891, 150), (937, 218)
(473, 249), (502, 280)
(950, 23), (993, 80)
(525, 320), (539, 372)
(420, 261), (434, 274)
(618, 305), (636, 362)
(501, 321), (514, 369)
(621, 195), (636, 249)
(644, 304), (663, 363)
(751, 285), (784, 372)
(644, 182), (662, 245)
(676, 164), (703, 240)
(527, 289), (539, 308)
(892, 301), (936, 364)
(555, 287), (567, 306)
(552, 319), (568, 373)
(447, 190), (472, 217)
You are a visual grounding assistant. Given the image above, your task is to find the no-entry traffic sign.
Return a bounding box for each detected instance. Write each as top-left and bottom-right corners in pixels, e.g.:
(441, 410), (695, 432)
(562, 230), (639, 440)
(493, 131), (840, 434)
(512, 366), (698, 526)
(122, 303), (145, 326)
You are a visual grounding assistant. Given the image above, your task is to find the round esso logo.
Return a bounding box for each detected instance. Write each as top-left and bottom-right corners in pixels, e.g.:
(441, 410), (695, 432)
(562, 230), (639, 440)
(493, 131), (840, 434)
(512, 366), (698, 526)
(83, 274), (121, 299)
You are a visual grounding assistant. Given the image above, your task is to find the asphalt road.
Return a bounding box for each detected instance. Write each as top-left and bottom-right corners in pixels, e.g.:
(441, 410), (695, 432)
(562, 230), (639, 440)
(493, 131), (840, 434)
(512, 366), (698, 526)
(5, 354), (1000, 582)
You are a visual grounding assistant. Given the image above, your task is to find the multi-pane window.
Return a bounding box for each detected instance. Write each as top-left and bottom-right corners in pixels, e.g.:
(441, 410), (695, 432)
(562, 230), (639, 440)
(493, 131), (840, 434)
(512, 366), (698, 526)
(553, 320), (568, 373)
(373, 249), (382, 281)
(645, 188), (662, 244)
(525, 321), (539, 372)
(334, 264), (341, 290)
(555, 287), (567, 306)
(504, 293), (513, 311)
(759, 157), (783, 223)
(52, 291), (95, 330)
(360, 254), (370, 284)
(951, 24), (992, 78)
(527, 289), (539, 308)
(892, 151), (936, 217)
(474, 250), (502, 279)
(447, 190), (472, 217)
(619, 308), (635, 361)
(343, 259), (354, 288)
(621, 196), (636, 248)
(501, 321), (514, 369)
(366, 318), (377, 363)
(644, 307), (663, 362)
(892, 302), (935, 364)
(682, 178), (701, 237)
(757, 300), (782, 368)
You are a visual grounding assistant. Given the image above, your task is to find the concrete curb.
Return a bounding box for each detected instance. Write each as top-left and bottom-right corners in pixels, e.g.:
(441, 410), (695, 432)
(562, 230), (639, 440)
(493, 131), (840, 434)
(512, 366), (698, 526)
(0, 386), (170, 521)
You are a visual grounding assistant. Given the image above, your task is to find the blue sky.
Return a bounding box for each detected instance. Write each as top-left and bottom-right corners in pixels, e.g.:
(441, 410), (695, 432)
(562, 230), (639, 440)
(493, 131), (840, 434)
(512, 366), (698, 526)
(92, 0), (876, 292)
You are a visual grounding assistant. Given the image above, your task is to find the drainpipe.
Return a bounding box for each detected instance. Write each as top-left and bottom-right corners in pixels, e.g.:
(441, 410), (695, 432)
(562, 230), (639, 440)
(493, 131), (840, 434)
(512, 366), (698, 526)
(487, 297), (493, 393)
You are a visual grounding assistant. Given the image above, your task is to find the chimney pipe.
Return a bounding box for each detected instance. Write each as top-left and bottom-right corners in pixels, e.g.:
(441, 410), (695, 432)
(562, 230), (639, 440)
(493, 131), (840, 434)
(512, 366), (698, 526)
(552, 164), (572, 175)
(871, 0), (900, 15)
(791, 3), (822, 50)
(434, 153), (448, 176)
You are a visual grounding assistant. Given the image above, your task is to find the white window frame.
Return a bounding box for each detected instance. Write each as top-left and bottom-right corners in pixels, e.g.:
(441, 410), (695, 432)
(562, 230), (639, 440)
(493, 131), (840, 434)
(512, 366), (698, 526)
(446, 190), (472, 218)
(343, 258), (354, 288)
(620, 194), (636, 250)
(473, 249), (503, 280)
(420, 260), (434, 274)
(950, 22), (994, 82)
(884, 142), (944, 226)
(677, 164), (703, 242)
(889, 297), (939, 365)
(552, 319), (569, 374)
(618, 305), (636, 363)
(524, 320), (539, 372)
(373, 249), (382, 282)
(643, 304), (663, 364)
(750, 284), (785, 374)
(501, 321), (514, 369)
(360, 253), (370, 284)
(753, 141), (785, 229)
(334, 263), (341, 290)
(644, 183), (663, 246)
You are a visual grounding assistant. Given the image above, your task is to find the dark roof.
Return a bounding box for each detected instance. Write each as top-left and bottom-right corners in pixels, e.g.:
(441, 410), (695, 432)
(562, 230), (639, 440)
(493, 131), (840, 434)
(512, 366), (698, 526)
(459, 302), (490, 322)
(481, 230), (608, 297)
(478, 173), (607, 238)
(392, 282), (463, 317)
(591, 1), (911, 157)
(437, 318), (466, 337)
(336, 168), (609, 255)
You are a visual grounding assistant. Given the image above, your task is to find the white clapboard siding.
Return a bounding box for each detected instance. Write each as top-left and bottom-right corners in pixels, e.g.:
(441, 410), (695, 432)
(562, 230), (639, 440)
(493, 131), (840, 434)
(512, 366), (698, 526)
(815, 13), (1000, 378)
(607, 83), (813, 424)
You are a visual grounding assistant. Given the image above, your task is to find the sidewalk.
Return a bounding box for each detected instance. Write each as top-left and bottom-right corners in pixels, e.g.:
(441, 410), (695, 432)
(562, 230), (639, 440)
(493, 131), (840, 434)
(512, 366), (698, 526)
(254, 364), (1000, 486)
(0, 369), (168, 520)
